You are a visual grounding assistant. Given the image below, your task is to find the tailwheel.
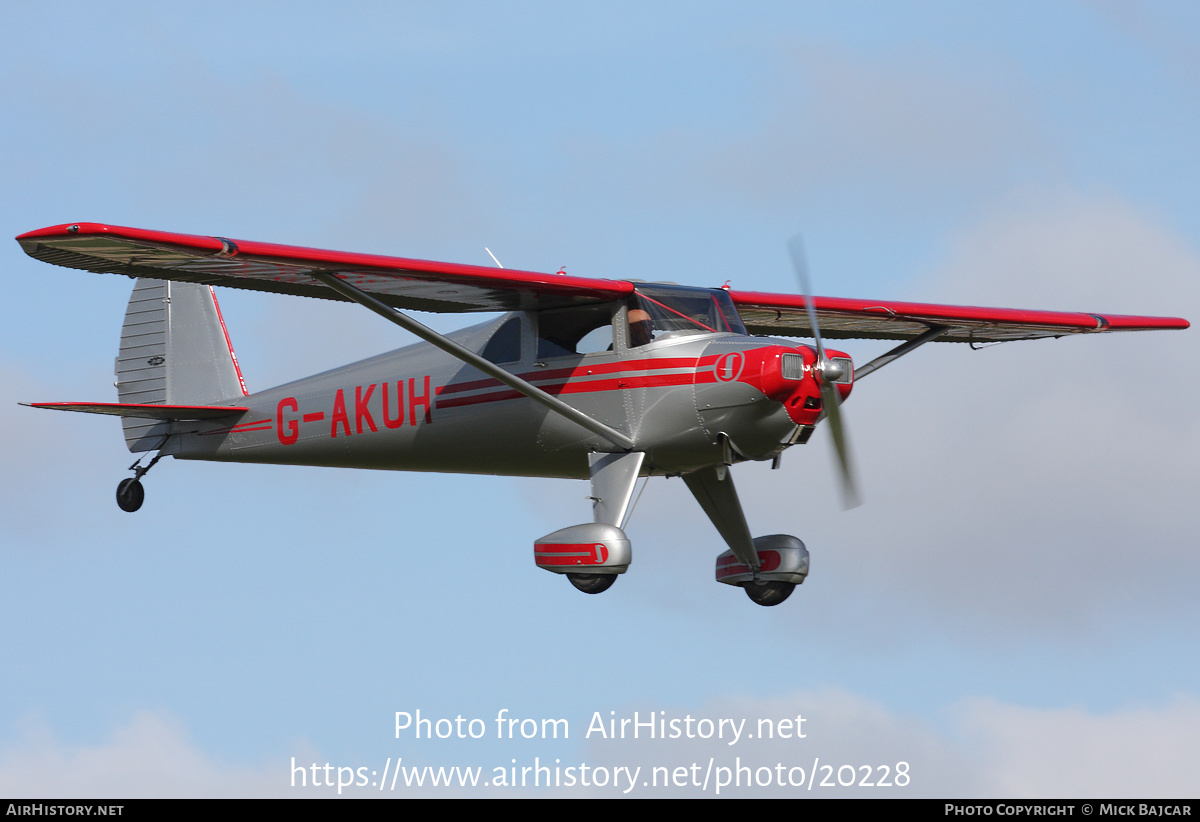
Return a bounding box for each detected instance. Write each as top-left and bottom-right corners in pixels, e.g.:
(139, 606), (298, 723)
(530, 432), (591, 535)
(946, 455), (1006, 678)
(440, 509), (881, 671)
(566, 573), (617, 595)
(742, 580), (795, 607)
(116, 478), (144, 513)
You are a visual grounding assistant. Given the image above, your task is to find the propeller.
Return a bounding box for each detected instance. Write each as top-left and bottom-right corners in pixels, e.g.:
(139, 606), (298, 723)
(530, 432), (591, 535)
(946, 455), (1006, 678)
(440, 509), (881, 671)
(787, 235), (862, 510)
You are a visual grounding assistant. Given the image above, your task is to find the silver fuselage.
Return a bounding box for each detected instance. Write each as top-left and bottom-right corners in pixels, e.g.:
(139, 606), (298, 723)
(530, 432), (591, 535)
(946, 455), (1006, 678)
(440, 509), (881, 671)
(165, 314), (804, 479)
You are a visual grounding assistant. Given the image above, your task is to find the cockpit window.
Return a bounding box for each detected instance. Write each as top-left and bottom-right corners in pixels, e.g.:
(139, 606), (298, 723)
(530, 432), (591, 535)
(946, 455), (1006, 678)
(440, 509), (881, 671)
(629, 285), (746, 347)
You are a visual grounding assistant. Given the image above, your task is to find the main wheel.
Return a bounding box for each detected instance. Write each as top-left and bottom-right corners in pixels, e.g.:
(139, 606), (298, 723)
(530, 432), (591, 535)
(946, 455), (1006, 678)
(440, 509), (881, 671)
(116, 478), (144, 513)
(566, 573), (617, 594)
(742, 580), (795, 606)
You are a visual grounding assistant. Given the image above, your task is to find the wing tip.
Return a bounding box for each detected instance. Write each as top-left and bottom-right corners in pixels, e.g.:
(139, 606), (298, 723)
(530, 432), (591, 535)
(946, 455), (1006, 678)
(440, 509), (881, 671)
(17, 222), (104, 242)
(1095, 314), (1190, 331)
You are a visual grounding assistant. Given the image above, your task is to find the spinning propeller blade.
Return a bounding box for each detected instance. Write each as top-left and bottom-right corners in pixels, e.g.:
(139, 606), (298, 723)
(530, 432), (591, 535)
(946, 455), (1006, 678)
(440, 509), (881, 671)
(787, 235), (862, 510)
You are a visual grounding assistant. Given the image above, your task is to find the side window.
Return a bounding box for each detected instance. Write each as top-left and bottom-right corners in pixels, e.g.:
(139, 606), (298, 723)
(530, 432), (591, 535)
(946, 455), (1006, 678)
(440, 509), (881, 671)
(536, 305), (614, 359)
(481, 317), (522, 364)
(575, 323), (615, 354)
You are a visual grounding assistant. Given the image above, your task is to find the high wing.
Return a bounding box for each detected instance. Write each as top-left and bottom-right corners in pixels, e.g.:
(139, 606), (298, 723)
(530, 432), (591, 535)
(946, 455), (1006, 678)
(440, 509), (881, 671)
(731, 291), (1189, 343)
(17, 223), (1188, 341)
(16, 223), (632, 313)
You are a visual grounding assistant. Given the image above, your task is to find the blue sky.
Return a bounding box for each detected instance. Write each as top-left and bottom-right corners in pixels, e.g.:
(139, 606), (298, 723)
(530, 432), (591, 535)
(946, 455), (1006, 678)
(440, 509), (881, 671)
(1, 1), (1198, 797)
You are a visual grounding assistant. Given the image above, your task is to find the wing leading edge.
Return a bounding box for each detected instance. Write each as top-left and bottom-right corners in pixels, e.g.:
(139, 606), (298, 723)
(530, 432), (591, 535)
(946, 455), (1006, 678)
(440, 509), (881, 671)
(17, 223), (1188, 342)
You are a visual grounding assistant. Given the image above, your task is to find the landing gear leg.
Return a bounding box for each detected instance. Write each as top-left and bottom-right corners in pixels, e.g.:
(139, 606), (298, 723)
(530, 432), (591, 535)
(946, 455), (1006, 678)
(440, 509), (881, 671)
(116, 445), (166, 513)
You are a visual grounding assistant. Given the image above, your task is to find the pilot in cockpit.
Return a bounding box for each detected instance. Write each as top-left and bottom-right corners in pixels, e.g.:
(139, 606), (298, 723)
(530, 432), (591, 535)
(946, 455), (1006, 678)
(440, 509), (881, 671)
(628, 308), (654, 347)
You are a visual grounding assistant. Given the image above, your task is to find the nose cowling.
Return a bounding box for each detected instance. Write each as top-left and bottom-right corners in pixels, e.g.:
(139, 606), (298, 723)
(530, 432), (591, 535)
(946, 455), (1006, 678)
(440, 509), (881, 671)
(757, 345), (853, 425)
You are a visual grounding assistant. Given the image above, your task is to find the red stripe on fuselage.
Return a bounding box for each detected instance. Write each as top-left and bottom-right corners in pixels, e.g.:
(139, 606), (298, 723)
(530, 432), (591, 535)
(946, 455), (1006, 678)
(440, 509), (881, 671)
(435, 357), (702, 396)
(206, 347), (796, 436)
(197, 418), (272, 436)
(432, 352), (750, 410)
(435, 372), (699, 410)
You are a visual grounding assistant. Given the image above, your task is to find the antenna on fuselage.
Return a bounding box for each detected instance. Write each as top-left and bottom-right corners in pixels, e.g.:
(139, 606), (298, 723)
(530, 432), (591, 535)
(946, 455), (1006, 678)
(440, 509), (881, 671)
(484, 247), (504, 268)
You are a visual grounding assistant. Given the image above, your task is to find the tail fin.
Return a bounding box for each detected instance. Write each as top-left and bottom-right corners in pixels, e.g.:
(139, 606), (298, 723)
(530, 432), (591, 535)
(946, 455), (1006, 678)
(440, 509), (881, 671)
(116, 279), (248, 451)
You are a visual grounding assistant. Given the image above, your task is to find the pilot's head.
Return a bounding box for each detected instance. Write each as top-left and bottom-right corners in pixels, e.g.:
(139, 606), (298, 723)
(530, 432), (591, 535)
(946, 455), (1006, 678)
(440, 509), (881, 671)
(628, 308), (653, 347)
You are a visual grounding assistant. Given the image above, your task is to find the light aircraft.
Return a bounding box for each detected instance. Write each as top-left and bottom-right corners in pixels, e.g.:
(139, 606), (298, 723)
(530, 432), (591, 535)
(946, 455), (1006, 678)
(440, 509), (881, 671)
(17, 223), (1189, 605)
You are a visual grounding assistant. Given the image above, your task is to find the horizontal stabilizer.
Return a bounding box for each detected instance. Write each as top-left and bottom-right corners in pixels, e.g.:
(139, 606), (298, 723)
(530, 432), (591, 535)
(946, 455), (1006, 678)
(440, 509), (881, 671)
(24, 402), (248, 420)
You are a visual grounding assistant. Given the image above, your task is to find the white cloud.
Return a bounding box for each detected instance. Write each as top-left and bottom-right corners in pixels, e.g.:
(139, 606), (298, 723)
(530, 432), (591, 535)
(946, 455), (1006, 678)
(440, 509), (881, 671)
(955, 694), (1200, 797)
(573, 689), (1200, 797)
(919, 188), (1200, 312)
(0, 712), (280, 798)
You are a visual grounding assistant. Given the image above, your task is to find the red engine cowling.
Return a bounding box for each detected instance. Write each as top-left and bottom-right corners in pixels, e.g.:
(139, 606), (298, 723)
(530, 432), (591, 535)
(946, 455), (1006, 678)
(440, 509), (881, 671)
(755, 345), (853, 425)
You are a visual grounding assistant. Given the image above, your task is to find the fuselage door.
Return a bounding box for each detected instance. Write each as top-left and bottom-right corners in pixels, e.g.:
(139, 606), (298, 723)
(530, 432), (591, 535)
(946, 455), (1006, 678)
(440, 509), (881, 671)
(531, 303), (627, 448)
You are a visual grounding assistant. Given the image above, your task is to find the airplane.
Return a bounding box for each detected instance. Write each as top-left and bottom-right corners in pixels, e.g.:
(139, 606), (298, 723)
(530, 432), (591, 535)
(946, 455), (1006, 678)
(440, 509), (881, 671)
(16, 222), (1190, 606)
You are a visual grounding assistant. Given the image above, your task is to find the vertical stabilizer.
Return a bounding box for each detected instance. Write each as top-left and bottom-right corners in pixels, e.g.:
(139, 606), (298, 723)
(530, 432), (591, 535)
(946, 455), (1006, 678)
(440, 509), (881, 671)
(115, 279), (248, 451)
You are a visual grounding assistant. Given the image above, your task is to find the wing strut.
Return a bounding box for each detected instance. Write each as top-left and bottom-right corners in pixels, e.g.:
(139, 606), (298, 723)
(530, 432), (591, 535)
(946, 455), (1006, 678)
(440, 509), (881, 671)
(309, 271), (635, 452)
(852, 326), (948, 381)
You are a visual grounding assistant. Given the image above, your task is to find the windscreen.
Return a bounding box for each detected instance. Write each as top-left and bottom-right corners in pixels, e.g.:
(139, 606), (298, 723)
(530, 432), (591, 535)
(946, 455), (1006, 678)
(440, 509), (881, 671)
(629, 285), (746, 347)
